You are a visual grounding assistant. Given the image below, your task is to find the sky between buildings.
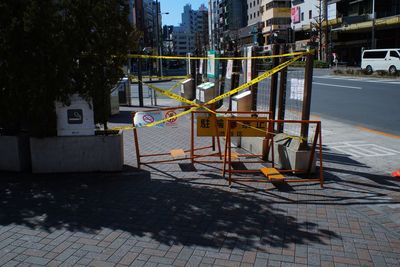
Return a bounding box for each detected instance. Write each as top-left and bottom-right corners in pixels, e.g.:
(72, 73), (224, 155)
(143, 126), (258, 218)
(159, 0), (207, 26)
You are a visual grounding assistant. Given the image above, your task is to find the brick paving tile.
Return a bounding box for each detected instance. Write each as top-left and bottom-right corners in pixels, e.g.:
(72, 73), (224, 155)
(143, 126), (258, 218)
(1, 110), (400, 267)
(47, 259), (62, 267)
(3, 260), (19, 267)
(118, 252), (139, 265)
(24, 256), (50, 265)
(333, 256), (360, 265)
(241, 251), (256, 263)
(171, 259), (186, 267)
(214, 258), (241, 267)
(90, 260), (116, 267)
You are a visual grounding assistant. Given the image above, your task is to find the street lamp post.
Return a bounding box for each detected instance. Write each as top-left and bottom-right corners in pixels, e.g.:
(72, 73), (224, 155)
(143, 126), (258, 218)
(371, 0), (376, 49)
(155, 0), (169, 78)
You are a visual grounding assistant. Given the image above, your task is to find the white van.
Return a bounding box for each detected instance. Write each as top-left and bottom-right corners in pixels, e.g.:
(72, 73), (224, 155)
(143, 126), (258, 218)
(361, 48), (400, 74)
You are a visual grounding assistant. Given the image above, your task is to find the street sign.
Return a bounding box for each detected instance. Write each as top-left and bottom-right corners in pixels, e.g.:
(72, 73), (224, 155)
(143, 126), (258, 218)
(197, 116), (267, 137)
(67, 109), (83, 124)
(134, 111), (164, 128)
(290, 78), (304, 101)
(207, 50), (218, 79)
(226, 60), (233, 79)
(246, 47), (252, 82)
(164, 110), (177, 126)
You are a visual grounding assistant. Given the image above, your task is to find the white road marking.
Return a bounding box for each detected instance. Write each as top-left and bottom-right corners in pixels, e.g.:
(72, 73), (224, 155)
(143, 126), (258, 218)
(314, 75), (400, 84)
(326, 141), (400, 158)
(313, 82), (362, 90)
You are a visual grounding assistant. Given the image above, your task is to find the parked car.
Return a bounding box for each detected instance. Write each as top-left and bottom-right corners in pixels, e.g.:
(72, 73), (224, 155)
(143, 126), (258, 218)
(361, 48), (400, 74)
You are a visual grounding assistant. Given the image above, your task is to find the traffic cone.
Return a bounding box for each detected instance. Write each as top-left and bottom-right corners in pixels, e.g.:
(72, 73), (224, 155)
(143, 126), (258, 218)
(392, 170), (400, 177)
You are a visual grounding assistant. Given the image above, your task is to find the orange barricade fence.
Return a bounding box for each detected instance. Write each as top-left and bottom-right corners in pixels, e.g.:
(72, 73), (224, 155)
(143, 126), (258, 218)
(131, 105), (221, 168)
(190, 110), (272, 164)
(223, 117), (323, 188)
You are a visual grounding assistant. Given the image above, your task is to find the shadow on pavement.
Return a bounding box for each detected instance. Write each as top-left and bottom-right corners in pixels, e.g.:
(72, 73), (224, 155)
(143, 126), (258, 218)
(0, 171), (339, 250)
(321, 145), (369, 168)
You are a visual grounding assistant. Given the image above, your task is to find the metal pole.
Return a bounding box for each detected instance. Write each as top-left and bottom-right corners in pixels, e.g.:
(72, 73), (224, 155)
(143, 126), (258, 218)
(371, 0), (376, 49)
(264, 44), (280, 160)
(156, 0), (162, 78)
(269, 44), (280, 121)
(323, 0), (328, 62)
(277, 45), (288, 133)
(300, 52), (314, 149)
(138, 39), (144, 107)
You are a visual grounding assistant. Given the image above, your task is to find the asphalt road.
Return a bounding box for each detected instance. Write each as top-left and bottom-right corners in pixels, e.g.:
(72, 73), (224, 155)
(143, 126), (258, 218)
(131, 68), (400, 136)
(311, 69), (400, 136)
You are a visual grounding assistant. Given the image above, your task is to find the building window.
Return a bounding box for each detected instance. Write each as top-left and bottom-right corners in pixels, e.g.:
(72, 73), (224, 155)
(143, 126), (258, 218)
(309, 10), (312, 19)
(301, 12), (304, 21)
(250, 2), (252, 8)
(265, 1), (291, 11)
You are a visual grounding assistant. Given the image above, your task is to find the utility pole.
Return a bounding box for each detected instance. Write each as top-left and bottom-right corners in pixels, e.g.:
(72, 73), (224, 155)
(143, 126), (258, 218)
(323, 0), (329, 63)
(371, 0), (376, 49)
(155, 0), (162, 78)
(318, 0), (323, 61)
(138, 38), (144, 107)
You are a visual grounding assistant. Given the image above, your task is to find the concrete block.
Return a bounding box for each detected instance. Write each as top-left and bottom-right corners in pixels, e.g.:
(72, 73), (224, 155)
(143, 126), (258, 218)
(273, 133), (316, 173)
(0, 135), (31, 172)
(240, 134), (317, 173)
(30, 131), (123, 173)
(240, 137), (265, 155)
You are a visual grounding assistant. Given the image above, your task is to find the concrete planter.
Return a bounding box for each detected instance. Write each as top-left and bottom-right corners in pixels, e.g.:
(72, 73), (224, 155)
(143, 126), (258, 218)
(0, 135), (31, 172)
(30, 131), (124, 173)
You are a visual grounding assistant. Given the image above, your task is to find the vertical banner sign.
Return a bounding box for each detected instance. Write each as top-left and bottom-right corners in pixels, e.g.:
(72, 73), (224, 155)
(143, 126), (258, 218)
(246, 47), (252, 82)
(290, 78), (305, 100)
(291, 6), (301, 24)
(199, 59), (204, 74)
(226, 60), (233, 79)
(207, 50), (216, 79)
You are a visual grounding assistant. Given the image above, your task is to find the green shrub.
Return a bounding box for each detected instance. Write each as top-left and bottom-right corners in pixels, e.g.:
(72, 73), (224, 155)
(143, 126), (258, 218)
(290, 60), (328, 68)
(0, 0), (137, 136)
(333, 69), (343, 75)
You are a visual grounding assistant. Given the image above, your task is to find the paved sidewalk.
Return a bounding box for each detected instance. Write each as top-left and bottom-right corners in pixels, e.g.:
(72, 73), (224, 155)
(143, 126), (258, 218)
(1, 106), (400, 267)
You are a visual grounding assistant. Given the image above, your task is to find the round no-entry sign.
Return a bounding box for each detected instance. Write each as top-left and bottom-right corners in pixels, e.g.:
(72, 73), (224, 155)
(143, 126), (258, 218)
(143, 114), (154, 123)
(165, 111), (177, 123)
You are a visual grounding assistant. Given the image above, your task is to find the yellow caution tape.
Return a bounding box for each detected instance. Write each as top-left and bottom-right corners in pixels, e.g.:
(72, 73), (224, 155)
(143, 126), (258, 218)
(112, 51), (309, 130)
(128, 51), (310, 60)
(144, 81), (216, 115)
(165, 77), (190, 92)
(204, 54), (304, 105)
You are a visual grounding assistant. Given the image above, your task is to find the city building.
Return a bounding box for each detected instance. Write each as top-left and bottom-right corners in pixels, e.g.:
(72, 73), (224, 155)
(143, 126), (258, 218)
(162, 25), (174, 55)
(208, 0), (221, 49)
(171, 4), (209, 55)
(292, 0), (400, 65)
(247, 0), (262, 26)
(209, 0), (247, 49)
(260, 0), (291, 45)
(131, 0), (162, 51)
